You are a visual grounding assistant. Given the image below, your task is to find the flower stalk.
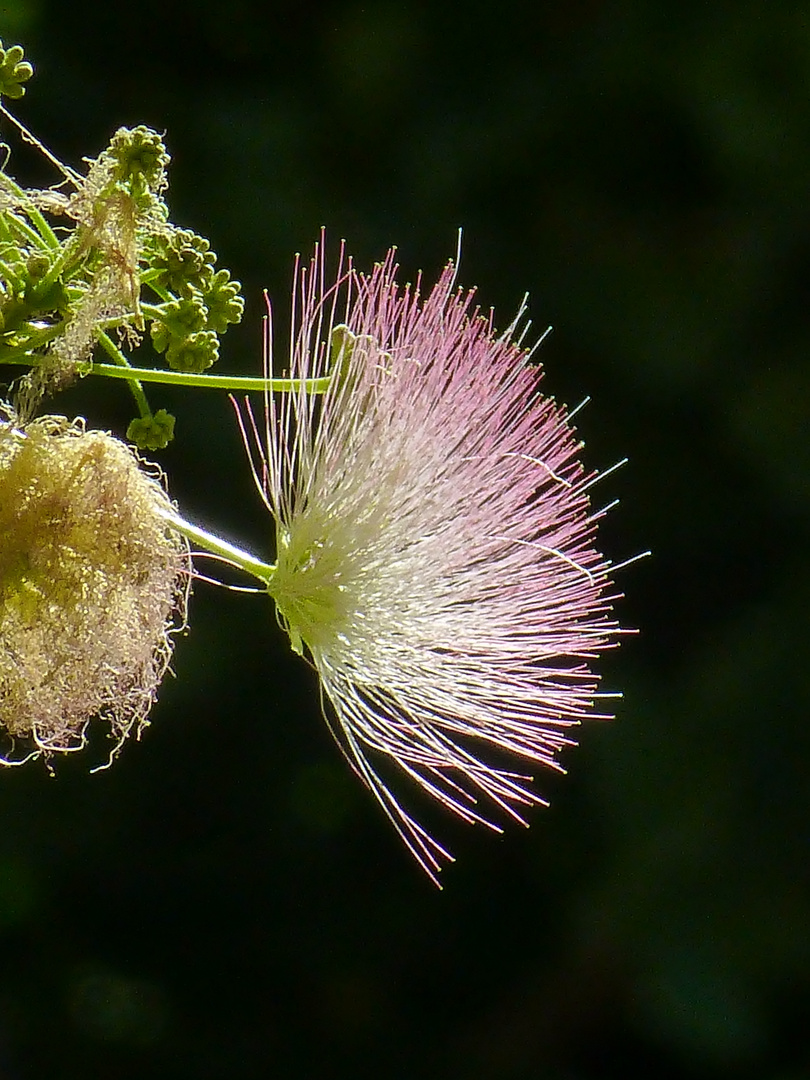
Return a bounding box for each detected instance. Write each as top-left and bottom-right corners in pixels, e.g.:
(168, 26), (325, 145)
(88, 360), (332, 395)
(155, 505), (276, 585)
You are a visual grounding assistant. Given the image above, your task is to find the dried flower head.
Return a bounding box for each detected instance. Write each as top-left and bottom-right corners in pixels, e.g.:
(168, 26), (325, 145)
(242, 240), (625, 883)
(0, 408), (189, 765)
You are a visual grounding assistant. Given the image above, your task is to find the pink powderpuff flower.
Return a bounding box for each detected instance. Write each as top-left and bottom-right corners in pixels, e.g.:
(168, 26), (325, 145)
(239, 238), (628, 885)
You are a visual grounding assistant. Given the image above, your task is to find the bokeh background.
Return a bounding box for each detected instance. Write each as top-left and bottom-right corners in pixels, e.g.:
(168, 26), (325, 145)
(1, 1), (808, 1077)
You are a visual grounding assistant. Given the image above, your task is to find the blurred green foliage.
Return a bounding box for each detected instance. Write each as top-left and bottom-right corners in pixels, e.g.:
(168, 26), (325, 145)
(0, 1), (807, 1078)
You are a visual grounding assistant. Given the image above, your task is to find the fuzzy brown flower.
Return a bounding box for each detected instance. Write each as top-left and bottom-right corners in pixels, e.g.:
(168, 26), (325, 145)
(0, 408), (189, 765)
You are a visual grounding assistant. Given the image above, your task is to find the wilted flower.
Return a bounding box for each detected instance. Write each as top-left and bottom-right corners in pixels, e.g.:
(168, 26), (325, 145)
(242, 241), (625, 883)
(0, 408), (189, 765)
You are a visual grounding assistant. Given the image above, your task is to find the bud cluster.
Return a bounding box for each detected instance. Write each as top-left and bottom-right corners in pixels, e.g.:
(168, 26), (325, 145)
(0, 40), (32, 100)
(0, 46), (245, 447)
(145, 231), (243, 374)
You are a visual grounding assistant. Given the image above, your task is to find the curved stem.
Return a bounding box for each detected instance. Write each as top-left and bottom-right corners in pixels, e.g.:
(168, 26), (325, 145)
(0, 171), (61, 249)
(0, 322), (63, 364)
(0, 104), (83, 191)
(34, 231), (84, 293)
(157, 506), (275, 585)
(140, 273), (173, 303)
(95, 330), (151, 419)
(89, 361), (332, 394)
(97, 312), (138, 331)
(6, 206), (50, 251)
(139, 301), (168, 320)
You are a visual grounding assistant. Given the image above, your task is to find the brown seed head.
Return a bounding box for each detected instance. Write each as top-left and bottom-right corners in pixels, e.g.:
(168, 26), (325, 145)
(0, 408), (189, 766)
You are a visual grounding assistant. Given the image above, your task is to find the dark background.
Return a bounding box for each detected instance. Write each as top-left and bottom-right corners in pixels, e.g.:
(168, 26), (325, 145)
(1, 1), (808, 1077)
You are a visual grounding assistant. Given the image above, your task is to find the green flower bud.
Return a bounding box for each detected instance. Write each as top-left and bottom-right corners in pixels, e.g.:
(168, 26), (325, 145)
(0, 42), (33, 100)
(165, 330), (219, 373)
(127, 409), (176, 451)
(105, 126), (170, 196)
(201, 269), (244, 333)
(327, 323), (379, 401)
(0, 409), (189, 766)
(147, 229), (216, 298)
(150, 295), (207, 354)
(25, 254), (50, 280)
(328, 323), (356, 377)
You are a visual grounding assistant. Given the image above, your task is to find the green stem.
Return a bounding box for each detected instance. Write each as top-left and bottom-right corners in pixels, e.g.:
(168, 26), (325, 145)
(6, 207), (50, 252)
(0, 103), (83, 191)
(95, 330), (151, 419)
(0, 322), (63, 363)
(140, 274), (173, 303)
(0, 172), (61, 249)
(89, 361), (332, 394)
(97, 312), (137, 331)
(157, 506), (275, 585)
(34, 231), (84, 293)
(0, 207), (14, 245)
(0, 256), (25, 290)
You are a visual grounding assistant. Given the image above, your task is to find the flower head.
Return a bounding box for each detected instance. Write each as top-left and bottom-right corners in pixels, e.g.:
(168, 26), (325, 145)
(245, 240), (623, 883)
(0, 409), (189, 766)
